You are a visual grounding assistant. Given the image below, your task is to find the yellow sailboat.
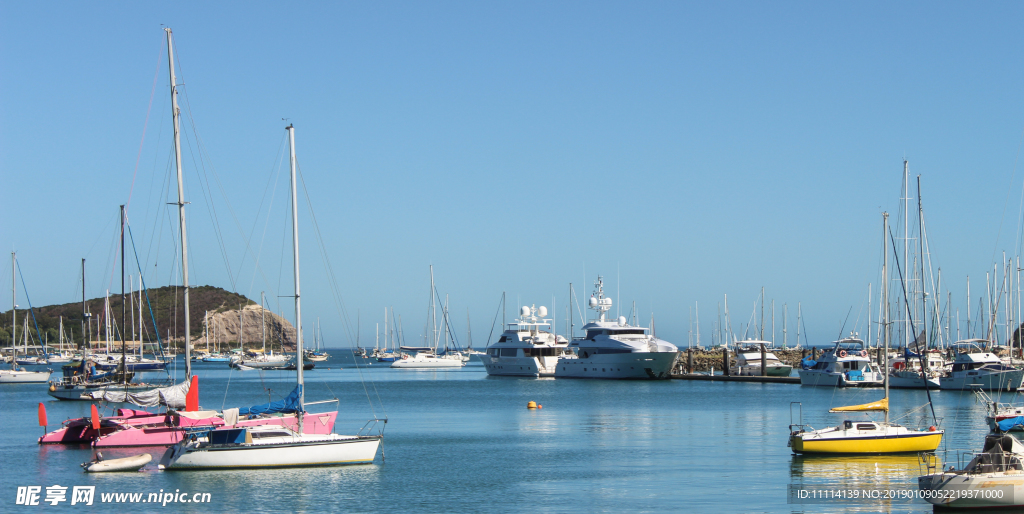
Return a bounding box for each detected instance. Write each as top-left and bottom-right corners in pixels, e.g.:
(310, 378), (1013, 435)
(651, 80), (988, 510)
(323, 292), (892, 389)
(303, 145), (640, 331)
(789, 213), (943, 455)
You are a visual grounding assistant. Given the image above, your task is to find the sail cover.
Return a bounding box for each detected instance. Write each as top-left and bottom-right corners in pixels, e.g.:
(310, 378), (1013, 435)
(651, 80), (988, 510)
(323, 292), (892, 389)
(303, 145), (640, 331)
(238, 385), (302, 416)
(92, 380), (190, 409)
(997, 416), (1024, 432)
(829, 397), (888, 413)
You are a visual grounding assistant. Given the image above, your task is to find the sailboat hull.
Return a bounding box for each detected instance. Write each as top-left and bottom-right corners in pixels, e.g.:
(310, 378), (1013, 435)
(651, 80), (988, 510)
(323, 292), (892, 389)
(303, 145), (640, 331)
(790, 430), (942, 454)
(162, 435), (381, 469)
(0, 370), (52, 383)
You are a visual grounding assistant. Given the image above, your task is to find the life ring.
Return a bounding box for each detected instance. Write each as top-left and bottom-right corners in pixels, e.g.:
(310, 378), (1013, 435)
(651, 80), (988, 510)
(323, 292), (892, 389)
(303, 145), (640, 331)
(838, 350), (847, 358)
(860, 351), (868, 357)
(893, 361), (905, 370)
(402, 355), (409, 360)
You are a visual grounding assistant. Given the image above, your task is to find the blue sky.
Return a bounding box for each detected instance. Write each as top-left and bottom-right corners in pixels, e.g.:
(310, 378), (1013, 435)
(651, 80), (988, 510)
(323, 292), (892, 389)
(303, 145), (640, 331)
(3, 2), (1024, 348)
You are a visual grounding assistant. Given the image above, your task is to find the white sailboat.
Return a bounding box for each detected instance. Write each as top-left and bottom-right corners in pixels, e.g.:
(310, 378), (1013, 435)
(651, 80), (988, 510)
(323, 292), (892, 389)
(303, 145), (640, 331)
(1, 252), (53, 384)
(161, 116), (380, 469)
(391, 266), (463, 369)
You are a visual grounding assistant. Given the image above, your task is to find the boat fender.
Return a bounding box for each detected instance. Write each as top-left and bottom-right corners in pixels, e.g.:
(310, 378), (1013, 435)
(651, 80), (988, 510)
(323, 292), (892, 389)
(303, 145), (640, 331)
(928, 426), (936, 432)
(838, 350), (847, 358)
(49, 384), (56, 392)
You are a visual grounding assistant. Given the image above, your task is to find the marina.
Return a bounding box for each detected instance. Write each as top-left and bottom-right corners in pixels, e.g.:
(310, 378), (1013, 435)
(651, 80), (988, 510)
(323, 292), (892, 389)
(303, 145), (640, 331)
(5, 3), (1024, 512)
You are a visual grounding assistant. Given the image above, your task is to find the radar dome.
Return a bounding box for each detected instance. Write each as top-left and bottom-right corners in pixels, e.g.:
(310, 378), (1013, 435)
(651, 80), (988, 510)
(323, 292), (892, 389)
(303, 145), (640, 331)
(520, 306), (531, 317)
(601, 298), (613, 306)
(537, 306), (548, 317)
(589, 297), (598, 308)
(617, 316), (627, 325)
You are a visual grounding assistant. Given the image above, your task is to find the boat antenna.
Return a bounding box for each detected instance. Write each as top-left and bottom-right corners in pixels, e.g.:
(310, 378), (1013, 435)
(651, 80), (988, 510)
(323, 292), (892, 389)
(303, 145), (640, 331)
(836, 306), (853, 341)
(889, 227), (938, 426)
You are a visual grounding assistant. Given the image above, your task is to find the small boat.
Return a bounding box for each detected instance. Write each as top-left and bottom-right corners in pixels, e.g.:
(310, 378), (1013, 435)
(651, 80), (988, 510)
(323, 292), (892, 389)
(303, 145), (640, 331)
(391, 347), (464, 368)
(790, 214), (943, 455)
(887, 348), (945, 389)
(729, 340), (793, 377)
(918, 432), (1024, 508)
(82, 452), (152, 473)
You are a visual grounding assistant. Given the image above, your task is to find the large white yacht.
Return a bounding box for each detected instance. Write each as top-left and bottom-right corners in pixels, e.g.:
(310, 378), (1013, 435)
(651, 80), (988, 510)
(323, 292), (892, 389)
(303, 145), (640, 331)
(480, 305), (573, 377)
(798, 335), (884, 387)
(555, 277), (679, 379)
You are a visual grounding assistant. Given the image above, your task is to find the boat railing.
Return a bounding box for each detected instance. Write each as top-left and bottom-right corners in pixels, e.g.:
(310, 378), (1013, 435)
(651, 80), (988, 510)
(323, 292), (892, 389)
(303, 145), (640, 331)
(788, 402), (813, 435)
(358, 417), (387, 437)
(949, 450), (1024, 474)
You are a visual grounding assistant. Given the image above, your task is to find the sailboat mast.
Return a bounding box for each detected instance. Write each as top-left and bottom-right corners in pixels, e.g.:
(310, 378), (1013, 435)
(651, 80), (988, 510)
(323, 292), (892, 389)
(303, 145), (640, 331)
(121, 205), (127, 372)
(11, 252), (15, 359)
(917, 176), (927, 358)
(165, 28), (191, 377)
(261, 292), (266, 354)
(883, 212), (890, 424)
(903, 160), (909, 353)
(82, 258), (87, 351)
(286, 124), (305, 428)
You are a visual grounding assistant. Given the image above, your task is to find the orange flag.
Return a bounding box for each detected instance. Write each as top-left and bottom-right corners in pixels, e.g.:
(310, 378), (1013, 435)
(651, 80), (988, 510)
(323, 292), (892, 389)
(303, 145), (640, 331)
(90, 404), (100, 431)
(185, 375), (199, 412)
(37, 403), (47, 427)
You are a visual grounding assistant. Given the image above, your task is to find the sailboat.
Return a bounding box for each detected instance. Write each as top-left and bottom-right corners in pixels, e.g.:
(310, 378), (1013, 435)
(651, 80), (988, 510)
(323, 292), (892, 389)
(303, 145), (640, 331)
(304, 317), (330, 362)
(392, 267), (464, 369)
(789, 212), (943, 454)
(160, 121), (381, 469)
(1, 252), (54, 384)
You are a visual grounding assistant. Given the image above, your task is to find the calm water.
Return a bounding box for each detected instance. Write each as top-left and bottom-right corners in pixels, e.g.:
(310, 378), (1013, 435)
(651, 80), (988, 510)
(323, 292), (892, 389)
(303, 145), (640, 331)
(0, 352), (1008, 513)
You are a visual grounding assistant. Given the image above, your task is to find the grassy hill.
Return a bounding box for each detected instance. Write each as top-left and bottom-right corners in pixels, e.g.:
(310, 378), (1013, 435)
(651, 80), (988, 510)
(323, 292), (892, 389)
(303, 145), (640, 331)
(0, 285), (294, 350)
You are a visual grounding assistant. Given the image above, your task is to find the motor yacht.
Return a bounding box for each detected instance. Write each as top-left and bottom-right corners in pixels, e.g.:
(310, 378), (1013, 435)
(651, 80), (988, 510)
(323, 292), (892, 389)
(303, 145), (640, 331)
(555, 277), (678, 379)
(798, 336), (884, 387)
(480, 305), (573, 377)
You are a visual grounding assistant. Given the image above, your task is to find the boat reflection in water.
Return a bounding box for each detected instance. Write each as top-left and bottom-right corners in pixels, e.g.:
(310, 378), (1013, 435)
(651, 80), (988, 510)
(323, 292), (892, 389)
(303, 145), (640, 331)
(790, 453), (939, 512)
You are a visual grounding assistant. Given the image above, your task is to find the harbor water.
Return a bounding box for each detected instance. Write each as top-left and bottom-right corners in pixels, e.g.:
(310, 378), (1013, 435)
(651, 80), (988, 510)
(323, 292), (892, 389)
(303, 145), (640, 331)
(0, 353), (1003, 512)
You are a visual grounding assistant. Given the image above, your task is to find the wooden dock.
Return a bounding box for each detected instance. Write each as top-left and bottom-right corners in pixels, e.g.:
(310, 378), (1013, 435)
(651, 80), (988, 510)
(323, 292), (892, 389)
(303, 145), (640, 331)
(670, 373), (801, 384)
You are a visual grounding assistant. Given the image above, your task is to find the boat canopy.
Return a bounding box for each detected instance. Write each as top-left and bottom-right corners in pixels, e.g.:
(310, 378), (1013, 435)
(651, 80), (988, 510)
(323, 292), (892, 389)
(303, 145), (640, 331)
(93, 379), (190, 408)
(829, 397), (888, 413)
(997, 416), (1024, 432)
(238, 385), (302, 416)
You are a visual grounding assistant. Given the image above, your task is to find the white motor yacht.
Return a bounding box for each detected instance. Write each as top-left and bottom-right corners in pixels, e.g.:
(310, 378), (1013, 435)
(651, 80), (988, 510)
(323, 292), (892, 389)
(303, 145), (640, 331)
(480, 305), (574, 377)
(729, 340), (793, 377)
(555, 277), (678, 379)
(798, 336), (884, 387)
(940, 339), (1024, 391)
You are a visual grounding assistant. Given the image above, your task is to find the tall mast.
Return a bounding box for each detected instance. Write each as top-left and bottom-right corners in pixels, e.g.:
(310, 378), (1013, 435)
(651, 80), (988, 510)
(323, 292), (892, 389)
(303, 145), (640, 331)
(165, 28), (191, 378)
(760, 286), (764, 340)
(261, 292), (266, 354)
(286, 123), (305, 431)
(121, 205), (127, 373)
(903, 160), (909, 353)
(81, 258), (88, 350)
(10, 252), (15, 358)
(430, 265), (437, 350)
(882, 212), (890, 424)
(917, 176), (927, 357)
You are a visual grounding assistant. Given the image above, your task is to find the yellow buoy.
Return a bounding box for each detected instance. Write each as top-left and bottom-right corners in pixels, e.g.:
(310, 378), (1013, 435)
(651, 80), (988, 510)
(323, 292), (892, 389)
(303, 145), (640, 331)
(527, 401), (537, 409)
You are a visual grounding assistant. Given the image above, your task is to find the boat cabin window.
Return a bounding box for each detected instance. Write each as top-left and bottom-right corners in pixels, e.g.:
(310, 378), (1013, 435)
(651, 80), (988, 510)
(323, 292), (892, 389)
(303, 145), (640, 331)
(856, 424), (876, 431)
(497, 336), (507, 343)
(610, 329), (646, 336)
(526, 348), (562, 357)
(500, 348), (518, 357)
(251, 431), (292, 439)
(488, 349), (499, 357)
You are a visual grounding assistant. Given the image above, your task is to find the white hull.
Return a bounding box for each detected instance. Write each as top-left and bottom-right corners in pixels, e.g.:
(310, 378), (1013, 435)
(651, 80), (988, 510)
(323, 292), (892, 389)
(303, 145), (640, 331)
(390, 356), (464, 368)
(162, 435), (380, 469)
(84, 453), (152, 473)
(798, 369), (884, 387)
(919, 472), (1024, 508)
(0, 370), (52, 383)
(888, 371), (941, 389)
(480, 355), (562, 377)
(940, 369), (1024, 391)
(232, 358), (292, 369)
(554, 352), (677, 379)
